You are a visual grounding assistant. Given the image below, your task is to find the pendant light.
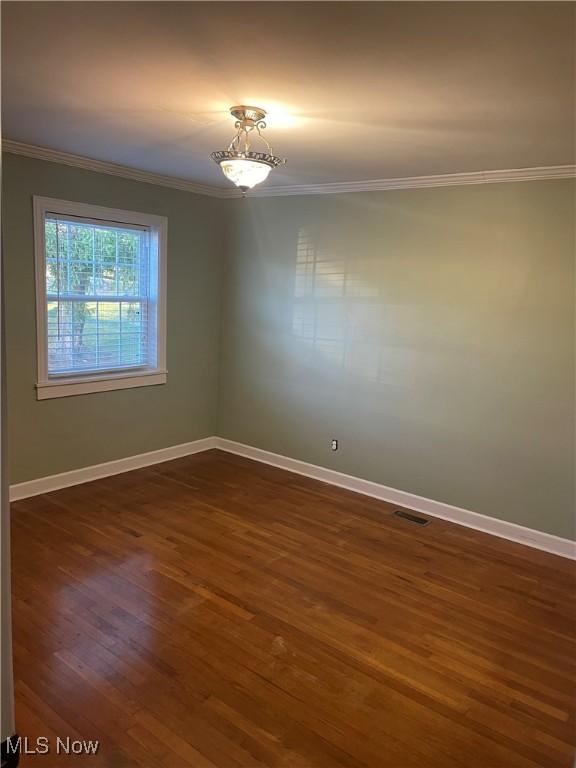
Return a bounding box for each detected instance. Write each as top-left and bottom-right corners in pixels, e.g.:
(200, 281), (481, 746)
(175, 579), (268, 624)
(211, 106), (285, 194)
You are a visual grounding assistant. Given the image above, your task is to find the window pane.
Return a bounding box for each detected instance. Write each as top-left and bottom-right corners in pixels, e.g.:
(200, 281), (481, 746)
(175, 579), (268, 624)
(46, 258), (58, 294)
(44, 215), (150, 376)
(118, 231), (141, 295)
(46, 218), (148, 300)
(47, 299), (146, 374)
(122, 301), (144, 332)
(48, 301), (97, 373)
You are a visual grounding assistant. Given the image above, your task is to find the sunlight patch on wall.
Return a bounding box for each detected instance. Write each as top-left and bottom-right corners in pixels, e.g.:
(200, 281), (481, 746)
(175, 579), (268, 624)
(291, 228), (398, 383)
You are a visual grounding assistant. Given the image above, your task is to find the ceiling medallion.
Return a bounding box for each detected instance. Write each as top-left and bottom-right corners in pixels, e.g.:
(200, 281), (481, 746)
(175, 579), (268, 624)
(211, 106), (286, 195)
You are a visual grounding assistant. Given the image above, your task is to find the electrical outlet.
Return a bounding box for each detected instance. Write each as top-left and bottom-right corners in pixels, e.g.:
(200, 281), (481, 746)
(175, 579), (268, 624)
(331, 439), (339, 451)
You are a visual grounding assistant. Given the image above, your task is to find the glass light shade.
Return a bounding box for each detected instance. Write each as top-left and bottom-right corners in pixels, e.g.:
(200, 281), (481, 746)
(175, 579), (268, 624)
(219, 159), (272, 189)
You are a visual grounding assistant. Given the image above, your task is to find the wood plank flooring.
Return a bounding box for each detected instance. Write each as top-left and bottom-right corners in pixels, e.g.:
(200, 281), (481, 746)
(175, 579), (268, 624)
(10, 449), (576, 767)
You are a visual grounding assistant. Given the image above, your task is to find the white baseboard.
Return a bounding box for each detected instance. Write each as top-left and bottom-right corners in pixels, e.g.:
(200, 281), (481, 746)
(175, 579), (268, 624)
(9, 435), (574, 560)
(9, 437), (218, 501)
(215, 438), (576, 560)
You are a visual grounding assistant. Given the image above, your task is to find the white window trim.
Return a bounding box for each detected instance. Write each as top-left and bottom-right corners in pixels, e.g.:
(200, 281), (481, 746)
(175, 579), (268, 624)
(33, 196), (167, 400)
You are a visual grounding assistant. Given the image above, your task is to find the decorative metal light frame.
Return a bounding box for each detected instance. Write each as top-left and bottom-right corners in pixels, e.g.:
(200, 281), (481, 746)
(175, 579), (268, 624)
(211, 106), (285, 194)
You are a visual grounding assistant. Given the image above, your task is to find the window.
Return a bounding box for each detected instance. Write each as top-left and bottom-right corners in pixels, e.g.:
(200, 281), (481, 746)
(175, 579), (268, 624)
(34, 197), (167, 399)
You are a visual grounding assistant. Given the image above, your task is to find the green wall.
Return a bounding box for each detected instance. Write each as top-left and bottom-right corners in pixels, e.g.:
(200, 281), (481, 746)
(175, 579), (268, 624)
(3, 154), (574, 540)
(218, 181), (575, 539)
(3, 153), (223, 483)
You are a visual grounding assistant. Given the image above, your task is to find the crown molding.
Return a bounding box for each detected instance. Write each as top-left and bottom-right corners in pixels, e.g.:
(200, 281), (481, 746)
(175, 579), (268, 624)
(250, 165), (576, 197)
(3, 139), (575, 199)
(1, 139), (224, 198)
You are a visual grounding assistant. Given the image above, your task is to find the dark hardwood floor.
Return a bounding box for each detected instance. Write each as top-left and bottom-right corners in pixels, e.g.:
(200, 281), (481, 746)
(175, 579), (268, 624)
(11, 449), (576, 767)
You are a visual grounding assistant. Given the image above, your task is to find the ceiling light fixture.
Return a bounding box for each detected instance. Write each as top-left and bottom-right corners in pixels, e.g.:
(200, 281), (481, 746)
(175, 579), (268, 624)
(211, 106), (286, 195)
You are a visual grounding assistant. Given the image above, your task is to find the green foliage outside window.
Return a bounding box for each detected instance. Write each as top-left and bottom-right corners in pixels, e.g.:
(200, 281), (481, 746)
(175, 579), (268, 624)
(45, 220), (147, 372)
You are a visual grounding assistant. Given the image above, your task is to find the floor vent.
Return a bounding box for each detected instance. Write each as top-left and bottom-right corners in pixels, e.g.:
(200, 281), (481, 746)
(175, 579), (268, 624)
(393, 510), (430, 526)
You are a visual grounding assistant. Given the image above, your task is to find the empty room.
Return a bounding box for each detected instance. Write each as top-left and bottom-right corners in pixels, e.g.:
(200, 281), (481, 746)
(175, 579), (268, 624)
(1, 2), (575, 766)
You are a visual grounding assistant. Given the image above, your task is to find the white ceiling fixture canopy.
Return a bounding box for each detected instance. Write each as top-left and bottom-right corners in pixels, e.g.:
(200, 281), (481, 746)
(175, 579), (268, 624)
(210, 106), (286, 195)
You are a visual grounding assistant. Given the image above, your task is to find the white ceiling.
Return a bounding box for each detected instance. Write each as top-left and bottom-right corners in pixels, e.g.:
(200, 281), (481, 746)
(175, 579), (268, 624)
(2, 2), (574, 189)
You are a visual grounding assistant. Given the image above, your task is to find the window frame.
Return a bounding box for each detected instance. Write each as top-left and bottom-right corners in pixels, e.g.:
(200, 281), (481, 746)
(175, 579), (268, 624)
(33, 196), (167, 400)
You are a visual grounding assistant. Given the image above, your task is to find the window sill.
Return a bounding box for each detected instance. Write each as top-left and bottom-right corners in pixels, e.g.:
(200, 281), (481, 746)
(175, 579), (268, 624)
(36, 370), (167, 400)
